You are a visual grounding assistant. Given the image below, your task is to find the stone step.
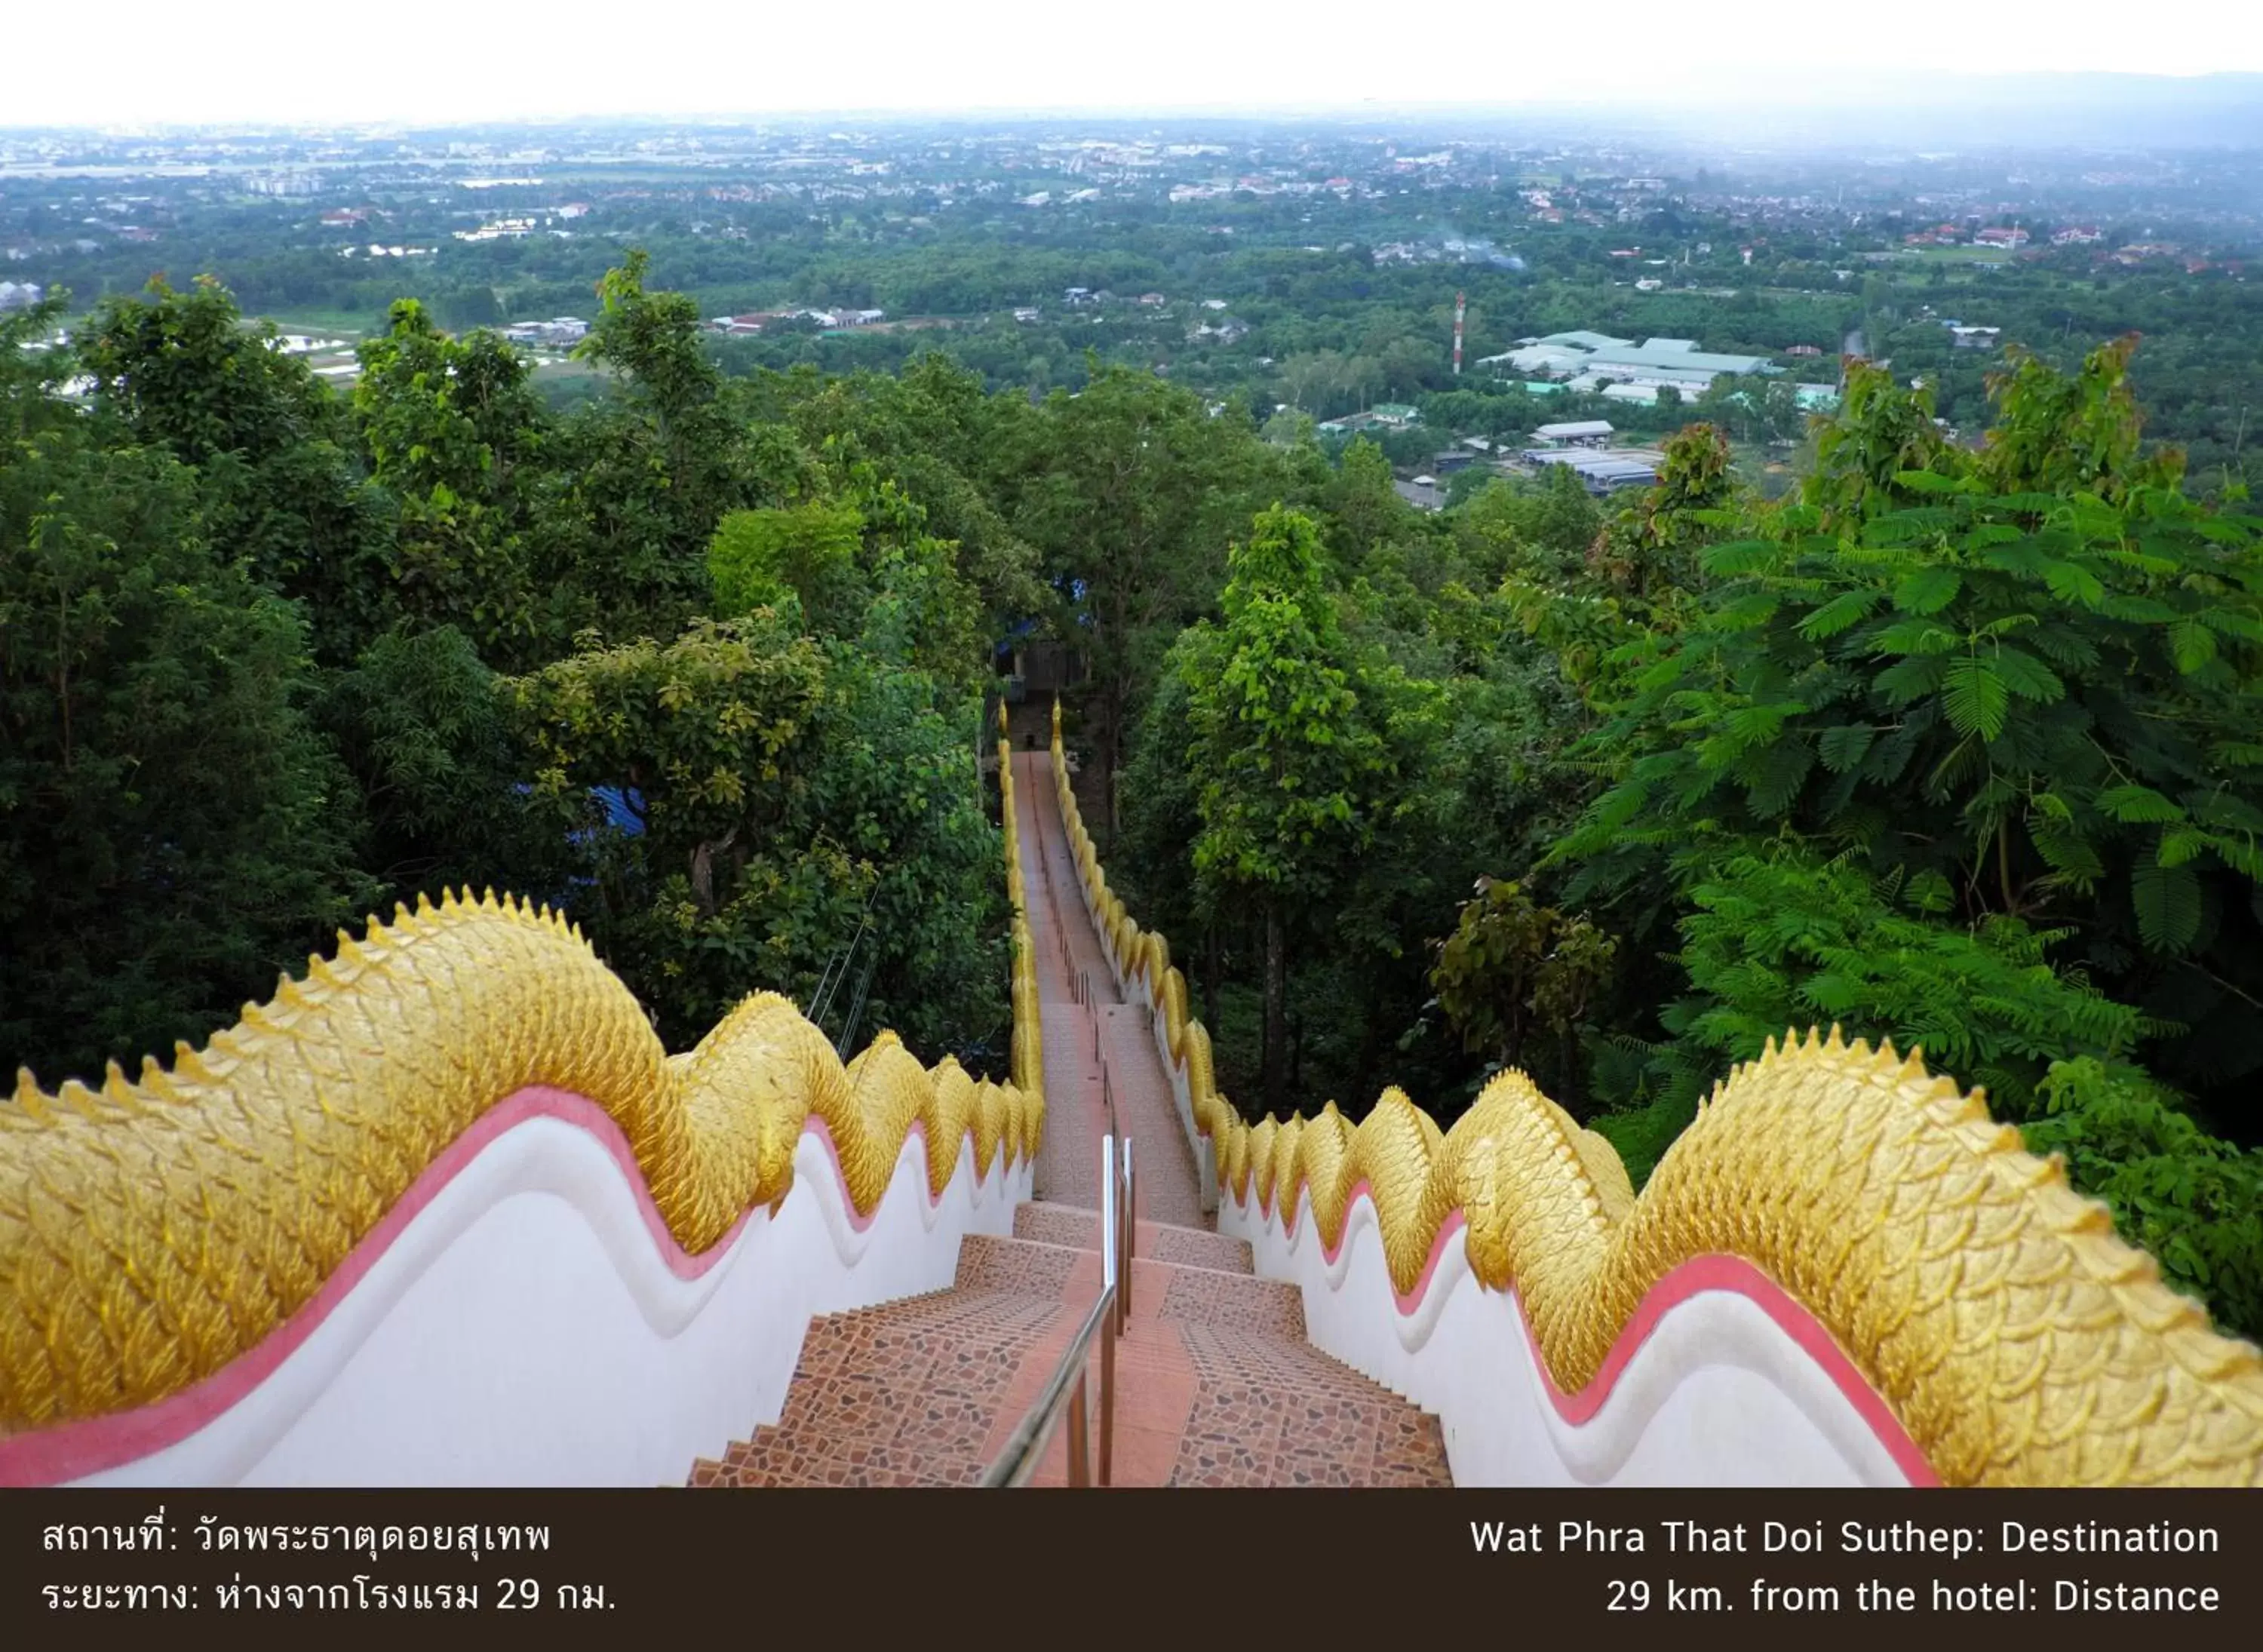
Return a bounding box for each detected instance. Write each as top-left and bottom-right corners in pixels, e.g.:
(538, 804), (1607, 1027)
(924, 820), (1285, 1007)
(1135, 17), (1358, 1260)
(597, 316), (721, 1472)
(694, 1424), (990, 1488)
(1167, 1322), (1454, 1488)
(956, 1233), (1303, 1339)
(686, 1286), (1067, 1488)
(689, 1278), (1450, 1489)
(1012, 1200), (1254, 1276)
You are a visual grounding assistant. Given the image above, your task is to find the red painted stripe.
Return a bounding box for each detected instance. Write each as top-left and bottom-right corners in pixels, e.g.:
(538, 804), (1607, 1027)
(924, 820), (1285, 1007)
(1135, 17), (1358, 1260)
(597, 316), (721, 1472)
(0, 1092), (1015, 1487)
(1242, 1181), (1939, 1487)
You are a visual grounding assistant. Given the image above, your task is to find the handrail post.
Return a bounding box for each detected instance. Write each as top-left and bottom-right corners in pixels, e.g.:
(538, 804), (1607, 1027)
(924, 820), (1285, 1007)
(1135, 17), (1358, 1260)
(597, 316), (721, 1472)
(1098, 1296), (1116, 1487)
(1067, 1371), (1091, 1488)
(1119, 1140), (1135, 1331)
(1098, 1132), (1118, 1488)
(1100, 1133), (1117, 1299)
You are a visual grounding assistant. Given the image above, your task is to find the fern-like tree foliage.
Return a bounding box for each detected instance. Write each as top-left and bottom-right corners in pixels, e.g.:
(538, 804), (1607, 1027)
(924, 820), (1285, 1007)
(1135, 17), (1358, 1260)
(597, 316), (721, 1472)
(1549, 340), (2263, 1338)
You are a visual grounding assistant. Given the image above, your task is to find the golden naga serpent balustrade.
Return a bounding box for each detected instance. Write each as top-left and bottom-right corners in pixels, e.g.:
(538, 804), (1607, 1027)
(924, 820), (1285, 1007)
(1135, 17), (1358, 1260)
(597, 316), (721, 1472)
(0, 722), (1046, 1440)
(1043, 699), (2263, 1487)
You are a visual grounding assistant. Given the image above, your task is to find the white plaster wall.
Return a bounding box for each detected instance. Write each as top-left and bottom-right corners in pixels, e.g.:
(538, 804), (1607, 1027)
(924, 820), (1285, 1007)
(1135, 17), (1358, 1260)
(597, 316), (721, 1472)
(1061, 754), (1908, 1487)
(74, 1125), (1030, 1488)
(1219, 1190), (1913, 1488)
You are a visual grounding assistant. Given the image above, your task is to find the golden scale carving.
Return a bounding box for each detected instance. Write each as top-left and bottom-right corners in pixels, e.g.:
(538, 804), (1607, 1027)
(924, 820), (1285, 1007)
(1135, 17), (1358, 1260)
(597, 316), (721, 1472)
(0, 708), (1043, 1442)
(1046, 702), (2263, 1486)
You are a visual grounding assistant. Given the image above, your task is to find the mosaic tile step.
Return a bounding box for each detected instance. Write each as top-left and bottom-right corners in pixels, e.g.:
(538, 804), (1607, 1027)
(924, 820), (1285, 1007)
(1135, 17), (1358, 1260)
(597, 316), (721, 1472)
(1012, 1200), (1254, 1276)
(953, 1233), (1303, 1337)
(954, 1232), (1084, 1296)
(1166, 1322), (1453, 1488)
(690, 1286), (1071, 1488)
(690, 1285), (1451, 1488)
(1149, 1257), (1303, 1339)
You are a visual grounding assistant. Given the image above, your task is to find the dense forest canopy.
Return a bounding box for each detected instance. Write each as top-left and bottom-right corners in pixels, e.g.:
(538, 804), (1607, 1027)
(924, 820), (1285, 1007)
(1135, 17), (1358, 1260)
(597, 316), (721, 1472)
(4, 250), (2259, 1343)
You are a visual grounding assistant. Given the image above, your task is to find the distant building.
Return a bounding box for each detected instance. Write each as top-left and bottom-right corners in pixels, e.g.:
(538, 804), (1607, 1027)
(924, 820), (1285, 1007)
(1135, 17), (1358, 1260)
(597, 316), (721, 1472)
(1531, 420), (1614, 448)
(0, 280), (44, 311)
(1138, 292), (1166, 306)
(1795, 384), (1841, 412)
(1948, 324), (2001, 350)
(1485, 332), (1773, 393)
(2052, 225), (2103, 245)
(1522, 450), (1658, 495)
(1784, 344), (1823, 357)
(1973, 227), (2029, 248)
(1393, 476), (1444, 511)
(1369, 404), (1420, 428)
(247, 170), (321, 198)
(504, 317), (589, 347)
(1634, 278), (1664, 291)
(1012, 307), (1040, 323)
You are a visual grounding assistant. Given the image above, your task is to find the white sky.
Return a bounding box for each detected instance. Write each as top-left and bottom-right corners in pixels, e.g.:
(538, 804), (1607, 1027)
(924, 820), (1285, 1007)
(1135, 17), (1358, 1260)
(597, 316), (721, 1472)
(2, 1), (2257, 128)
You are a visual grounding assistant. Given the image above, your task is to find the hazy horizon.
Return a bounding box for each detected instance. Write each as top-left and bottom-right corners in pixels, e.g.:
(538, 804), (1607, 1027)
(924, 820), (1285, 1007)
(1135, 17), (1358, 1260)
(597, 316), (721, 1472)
(5, 0), (2261, 134)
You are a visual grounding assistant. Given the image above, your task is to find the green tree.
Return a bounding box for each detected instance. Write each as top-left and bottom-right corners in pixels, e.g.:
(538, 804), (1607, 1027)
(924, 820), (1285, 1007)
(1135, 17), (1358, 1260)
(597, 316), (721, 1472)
(1014, 363), (1277, 832)
(1429, 877), (1617, 1114)
(1179, 505), (1436, 1113)
(353, 299), (550, 665)
(1, 366), (375, 1084)
(79, 275), (391, 662)
(506, 613), (1005, 1061)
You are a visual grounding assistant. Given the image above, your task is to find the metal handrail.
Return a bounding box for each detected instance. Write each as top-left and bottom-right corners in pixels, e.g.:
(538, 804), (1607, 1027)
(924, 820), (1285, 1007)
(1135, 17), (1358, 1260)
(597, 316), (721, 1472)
(983, 1132), (1125, 1488)
(979, 1279), (1115, 1488)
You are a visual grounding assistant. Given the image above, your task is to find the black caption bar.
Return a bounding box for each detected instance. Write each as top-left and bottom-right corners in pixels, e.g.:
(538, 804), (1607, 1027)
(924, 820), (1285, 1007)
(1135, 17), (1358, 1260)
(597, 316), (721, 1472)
(5, 1490), (2255, 1641)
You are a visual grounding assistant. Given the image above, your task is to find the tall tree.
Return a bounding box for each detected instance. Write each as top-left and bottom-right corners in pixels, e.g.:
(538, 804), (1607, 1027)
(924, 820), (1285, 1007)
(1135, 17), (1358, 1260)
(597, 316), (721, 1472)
(352, 298), (551, 666)
(1178, 505), (1432, 1113)
(1013, 364), (1270, 835)
(2, 317), (375, 1082)
(78, 275), (391, 663)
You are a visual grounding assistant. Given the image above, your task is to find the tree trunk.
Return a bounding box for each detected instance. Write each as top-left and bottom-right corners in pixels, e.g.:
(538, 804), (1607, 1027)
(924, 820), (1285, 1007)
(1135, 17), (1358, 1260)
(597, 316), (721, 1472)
(1262, 901), (1288, 1119)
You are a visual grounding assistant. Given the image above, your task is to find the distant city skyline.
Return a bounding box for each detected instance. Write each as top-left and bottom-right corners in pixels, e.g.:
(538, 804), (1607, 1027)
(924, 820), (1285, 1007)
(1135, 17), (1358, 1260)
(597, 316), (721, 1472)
(6, 2), (2261, 130)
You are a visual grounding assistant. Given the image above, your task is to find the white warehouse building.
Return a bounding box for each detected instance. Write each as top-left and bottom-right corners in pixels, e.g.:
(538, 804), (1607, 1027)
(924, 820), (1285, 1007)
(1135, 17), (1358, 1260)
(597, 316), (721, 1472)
(1485, 331), (1779, 394)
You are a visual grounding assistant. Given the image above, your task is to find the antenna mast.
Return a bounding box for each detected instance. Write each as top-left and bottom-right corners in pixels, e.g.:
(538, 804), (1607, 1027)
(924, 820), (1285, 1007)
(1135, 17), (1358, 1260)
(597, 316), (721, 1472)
(1453, 289), (1466, 376)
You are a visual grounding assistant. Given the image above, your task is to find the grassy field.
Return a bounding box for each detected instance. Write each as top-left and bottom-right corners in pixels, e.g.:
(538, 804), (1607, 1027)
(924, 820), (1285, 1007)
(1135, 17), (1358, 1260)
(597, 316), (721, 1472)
(259, 310), (373, 339)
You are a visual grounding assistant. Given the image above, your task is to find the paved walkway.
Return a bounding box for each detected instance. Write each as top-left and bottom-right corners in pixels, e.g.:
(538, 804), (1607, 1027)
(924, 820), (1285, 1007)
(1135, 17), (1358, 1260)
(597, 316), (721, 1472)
(1014, 752), (1203, 1227)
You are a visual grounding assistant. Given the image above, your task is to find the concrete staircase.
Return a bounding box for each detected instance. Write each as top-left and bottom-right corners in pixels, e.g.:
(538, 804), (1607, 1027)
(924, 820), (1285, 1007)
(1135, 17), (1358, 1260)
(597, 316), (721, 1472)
(686, 1200), (1453, 1488)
